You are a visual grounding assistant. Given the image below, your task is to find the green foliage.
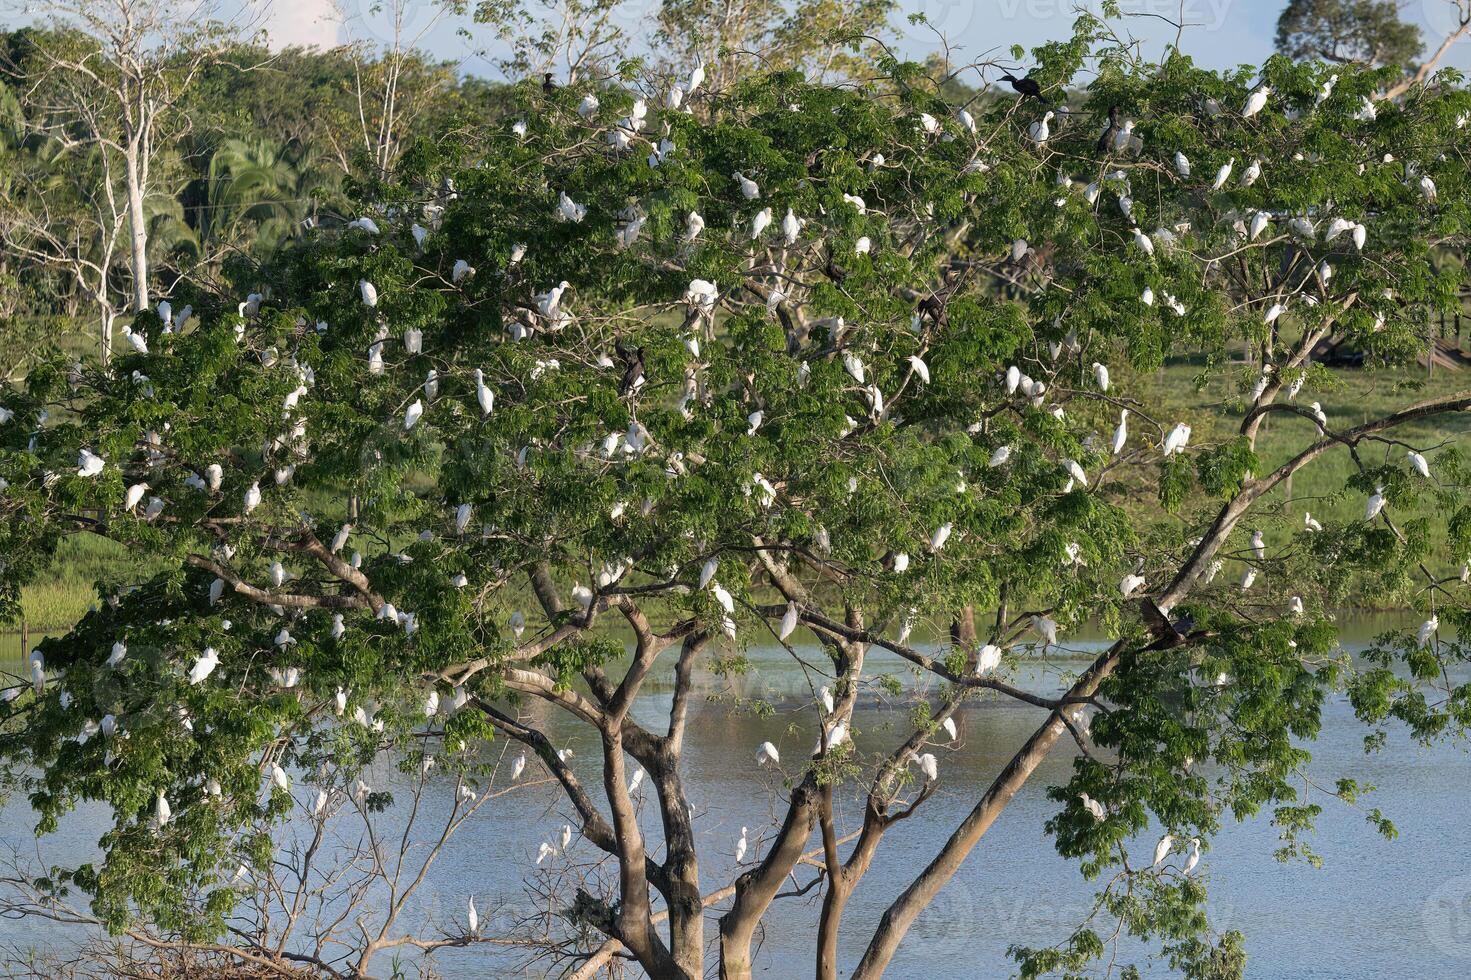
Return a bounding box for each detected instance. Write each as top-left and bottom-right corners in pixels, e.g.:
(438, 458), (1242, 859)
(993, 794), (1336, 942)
(2, 25), (1471, 977)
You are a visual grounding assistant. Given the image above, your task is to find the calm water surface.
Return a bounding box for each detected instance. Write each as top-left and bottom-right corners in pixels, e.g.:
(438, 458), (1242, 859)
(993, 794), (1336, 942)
(1, 617), (1467, 978)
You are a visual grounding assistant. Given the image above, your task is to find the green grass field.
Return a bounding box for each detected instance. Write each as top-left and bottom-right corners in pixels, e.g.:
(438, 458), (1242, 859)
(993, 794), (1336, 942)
(1146, 357), (1470, 556)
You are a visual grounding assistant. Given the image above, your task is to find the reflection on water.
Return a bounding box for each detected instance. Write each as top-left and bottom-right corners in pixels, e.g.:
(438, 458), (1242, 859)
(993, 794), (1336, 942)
(1, 623), (1467, 978)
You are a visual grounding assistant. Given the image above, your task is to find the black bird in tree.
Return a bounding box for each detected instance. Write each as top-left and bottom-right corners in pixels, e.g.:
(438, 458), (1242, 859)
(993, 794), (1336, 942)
(822, 246), (848, 284)
(1097, 105), (1120, 153)
(542, 71), (557, 95)
(615, 340), (646, 395)
(1000, 72), (1050, 104)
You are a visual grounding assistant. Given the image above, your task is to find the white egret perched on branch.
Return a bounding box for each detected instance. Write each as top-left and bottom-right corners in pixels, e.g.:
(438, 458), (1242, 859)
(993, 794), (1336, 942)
(1366, 486), (1386, 520)
(1408, 451), (1430, 478)
(77, 449), (105, 477)
(1152, 834), (1176, 868)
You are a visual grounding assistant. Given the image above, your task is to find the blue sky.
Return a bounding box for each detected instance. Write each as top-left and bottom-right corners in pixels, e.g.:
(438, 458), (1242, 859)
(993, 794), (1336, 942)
(269, 0), (1471, 78)
(12, 0), (1471, 77)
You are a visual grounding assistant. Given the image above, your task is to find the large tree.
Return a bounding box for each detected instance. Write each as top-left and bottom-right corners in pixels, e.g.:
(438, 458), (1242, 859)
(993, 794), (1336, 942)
(1274, 0), (1423, 66)
(3, 19), (1471, 979)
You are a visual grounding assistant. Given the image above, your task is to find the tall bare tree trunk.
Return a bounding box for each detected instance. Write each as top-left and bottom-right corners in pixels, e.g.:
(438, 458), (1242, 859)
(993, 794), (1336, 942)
(124, 140), (149, 313)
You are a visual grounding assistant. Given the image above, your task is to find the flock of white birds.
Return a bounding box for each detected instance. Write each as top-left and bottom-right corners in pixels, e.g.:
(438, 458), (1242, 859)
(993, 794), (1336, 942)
(4, 57), (1462, 929)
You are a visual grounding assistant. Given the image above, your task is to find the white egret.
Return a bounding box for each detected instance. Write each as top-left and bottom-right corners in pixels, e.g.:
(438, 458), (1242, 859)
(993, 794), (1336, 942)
(1173, 151), (1190, 177)
(1027, 111), (1054, 144)
(1211, 158), (1234, 190)
(746, 410), (764, 435)
(1183, 838), (1202, 875)
(209, 578), (225, 606)
(929, 522), (953, 552)
(1365, 486), (1386, 520)
(1240, 159), (1262, 186)
(1005, 365), (1021, 394)
(120, 326), (148, 355)
(628, 767), (644, 793)
(1112, 410), (1129, 455)
(155, 792), (172, 828)
(1063, 459), (1088, 487)
(781, 208), (800, 245)
(1120, 573), (1147, 597)
(358, 279), (378, 308)
(511, 753), (527, 781)
(735, 826), (748, 863)
(1249, 211), (1271, 241)
(1032, 615), (1058, 648)
(1289, 595), (1305, 616)
(977, 643), (1003, 675)
(941, 717), (957, 741)
(1152, 833), (1175, 867)
(893, 552), (910, 573)
(1408, 451), (1430, 478)
(779, 602), (799, 641)
(244, 482), (261, 514)
(819, 685), (835, 714)
(989, 445), (1012, 467)
(510, 611), (526, 639)
(474, 369), (494, 417)
(1250, 530), (1266, 560)
(189, 647), (219, 685)
(270, 764), (290, 793)
(1240, 568), (1257, 590)
(733, 171), (760, 200)
(77, 449), (105, 478)
(1263, 302), (1286, 325)
(1132, 227), (1154, 256)
(685, 278), (719, 312)
(1417, 615), (1438, 648)
(1242, 86), (1270, 118)
(403, 399), (424, 431)
(917, 753), (939, 782)
(107, 641), (126, 667)
(124, 482), (149, 513)
(206, 463), (223, 491)
(684, 210), (705, 242)
(1080, 793), (1106, 821)
(1308, 401), (1327, 430)
(750, 207), (772, 240)
(1162, 423), (1191, 456)
(908, 355), (930, 384)
(1304, 512), (1323, 532)
(686, 59), (705, 96)
(331, 614), (345, 639)
(1092, 361), (1109, 391)
(556, 192), (586, 223)
(757, 741), (780, 766)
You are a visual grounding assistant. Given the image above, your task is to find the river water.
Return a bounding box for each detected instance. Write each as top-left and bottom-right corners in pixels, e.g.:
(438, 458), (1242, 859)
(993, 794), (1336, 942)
(1, 618), (1468, 978)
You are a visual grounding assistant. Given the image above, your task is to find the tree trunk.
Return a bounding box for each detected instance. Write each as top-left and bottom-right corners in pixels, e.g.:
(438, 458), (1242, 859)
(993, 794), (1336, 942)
(652, 765), (703, 978)
(718, 783), (817, 979)
(124, 141), (149, 313)
(99, 304), (115, 367)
